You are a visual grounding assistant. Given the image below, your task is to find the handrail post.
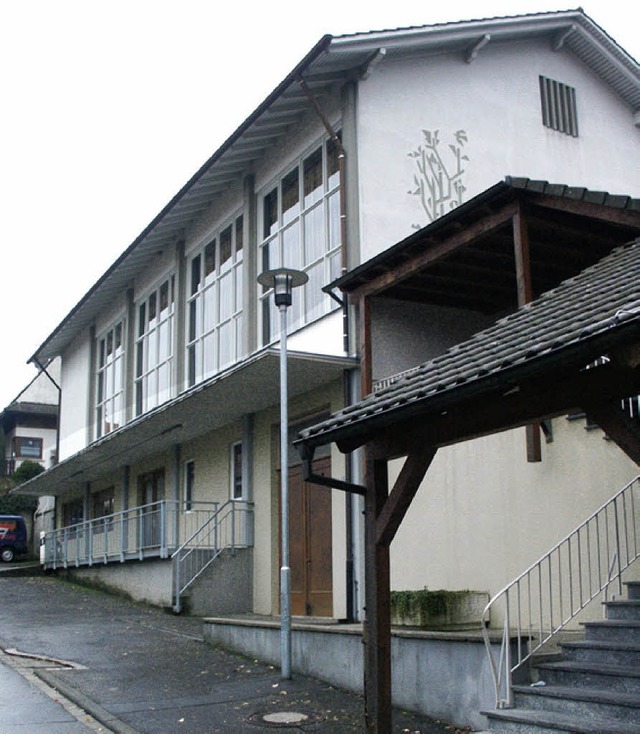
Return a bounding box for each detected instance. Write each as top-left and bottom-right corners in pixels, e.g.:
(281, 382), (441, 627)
(88, 520), (93, 566)
(614, 496), (623, 597)
(504, 592), (512, 708)
(160, 501), (167, 558)
(231, 501), (236, 555)
(120, 511), (126, 562)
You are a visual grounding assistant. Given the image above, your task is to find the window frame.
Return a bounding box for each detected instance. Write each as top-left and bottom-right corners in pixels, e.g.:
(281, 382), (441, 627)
(95, 320), (126, 439)
(135, 274), (176, 416)
(13, 436), (43, 460)
(258, 135), (342, 346)
(186, 214), (244, 389)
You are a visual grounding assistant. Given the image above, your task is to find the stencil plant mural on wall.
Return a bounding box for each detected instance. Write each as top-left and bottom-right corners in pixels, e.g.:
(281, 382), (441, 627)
(408, 129), (469, 226)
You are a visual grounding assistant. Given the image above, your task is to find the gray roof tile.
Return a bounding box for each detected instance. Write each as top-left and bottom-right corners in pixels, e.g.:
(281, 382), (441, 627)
(299, 240), (640, 446)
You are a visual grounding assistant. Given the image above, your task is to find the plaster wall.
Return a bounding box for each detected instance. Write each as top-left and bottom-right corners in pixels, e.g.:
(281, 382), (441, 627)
(389, 415), (639, 628)
(371, 299), (497, 382)
(356, 38), (640, 262)
(287, 310), (344, 357)
(59, 332), (92, 459)
(16, 358), (60, 404)
(181, 421), (243, 506)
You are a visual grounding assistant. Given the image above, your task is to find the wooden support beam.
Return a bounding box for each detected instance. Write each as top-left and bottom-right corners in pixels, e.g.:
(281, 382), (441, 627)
(351, 201), (519, 298)
(336, 362), (640, 458)
(363, 450), (391, 734)
(581, 399), (640, 466)
(360, 295), (373, 397)
(376, 446), (437, 547)
(513, 203), (542, 462)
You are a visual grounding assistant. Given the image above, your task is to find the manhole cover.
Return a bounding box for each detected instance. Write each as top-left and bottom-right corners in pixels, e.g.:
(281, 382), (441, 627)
(247, 710), (324, 728)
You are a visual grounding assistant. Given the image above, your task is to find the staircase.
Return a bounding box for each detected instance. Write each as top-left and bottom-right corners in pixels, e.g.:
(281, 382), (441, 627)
(484, 580), (640, 733)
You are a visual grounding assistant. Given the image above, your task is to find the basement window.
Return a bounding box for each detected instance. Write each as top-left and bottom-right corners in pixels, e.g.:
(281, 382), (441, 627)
(539, 76), (578, 137)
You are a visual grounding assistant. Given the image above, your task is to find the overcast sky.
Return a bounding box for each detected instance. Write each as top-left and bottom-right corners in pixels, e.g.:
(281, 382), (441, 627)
(1, 0), (638, 409)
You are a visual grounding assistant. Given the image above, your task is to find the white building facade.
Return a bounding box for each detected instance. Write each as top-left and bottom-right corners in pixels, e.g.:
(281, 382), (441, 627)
(16, 12), (640, 723)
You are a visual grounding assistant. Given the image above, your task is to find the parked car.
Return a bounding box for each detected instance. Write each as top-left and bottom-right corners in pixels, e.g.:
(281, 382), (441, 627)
(0, 515), (28, 562)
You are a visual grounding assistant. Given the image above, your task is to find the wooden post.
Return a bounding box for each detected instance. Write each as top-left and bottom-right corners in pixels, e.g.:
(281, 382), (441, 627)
(360, 295), (373, 397)
(363, 448), (391, 733)
(513, 203), (542, 462)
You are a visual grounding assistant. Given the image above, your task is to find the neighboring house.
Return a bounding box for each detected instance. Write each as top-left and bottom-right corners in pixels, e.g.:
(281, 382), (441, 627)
(1, 359), (60, 550)
(1, 359), (60, 478)
(13, 9), (640, 728)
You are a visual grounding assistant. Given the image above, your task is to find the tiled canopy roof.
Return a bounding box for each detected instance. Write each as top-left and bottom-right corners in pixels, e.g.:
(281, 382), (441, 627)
(298, 240), (640, 449)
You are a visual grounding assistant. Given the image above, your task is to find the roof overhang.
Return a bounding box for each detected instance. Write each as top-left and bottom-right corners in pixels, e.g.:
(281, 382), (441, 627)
(298, 241), (640, 457)
(15, 349), (356, 496)
(30, 11), (640, 365)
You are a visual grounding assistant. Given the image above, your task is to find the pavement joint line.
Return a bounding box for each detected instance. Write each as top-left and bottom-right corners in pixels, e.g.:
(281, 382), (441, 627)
(0, 647), (114, 733)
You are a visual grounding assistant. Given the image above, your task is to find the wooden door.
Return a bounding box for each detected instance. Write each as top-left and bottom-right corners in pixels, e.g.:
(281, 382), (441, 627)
(287, 457), (333, 617)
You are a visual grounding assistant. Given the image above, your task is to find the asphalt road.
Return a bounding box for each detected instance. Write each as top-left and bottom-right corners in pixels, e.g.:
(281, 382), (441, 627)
(0, 572), (471, 733)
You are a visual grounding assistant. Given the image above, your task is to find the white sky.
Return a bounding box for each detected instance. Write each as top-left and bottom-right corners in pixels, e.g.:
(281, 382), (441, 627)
(0, 0), (638, 409)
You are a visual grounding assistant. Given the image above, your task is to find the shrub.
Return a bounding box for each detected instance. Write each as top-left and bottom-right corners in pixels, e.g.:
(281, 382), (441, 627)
(12, 460), (45, 484)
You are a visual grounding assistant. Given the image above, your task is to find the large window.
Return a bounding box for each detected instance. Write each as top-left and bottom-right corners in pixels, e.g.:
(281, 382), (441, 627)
(187, 215), (244, 387)
(135, 276), (175, 415)
(96, 321), (125, 439)
(13, 437), (43, 459)
(92, 488), (115, 519)
(259, 137), (342, 344)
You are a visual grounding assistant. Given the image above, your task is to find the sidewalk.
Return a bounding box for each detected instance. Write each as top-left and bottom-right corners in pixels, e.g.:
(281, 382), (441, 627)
(0, 649), (100, 732)
(0, 572), (472, 733)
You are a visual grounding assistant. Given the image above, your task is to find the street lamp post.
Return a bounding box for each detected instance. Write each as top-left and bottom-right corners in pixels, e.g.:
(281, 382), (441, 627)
(257, 267), (308, 680)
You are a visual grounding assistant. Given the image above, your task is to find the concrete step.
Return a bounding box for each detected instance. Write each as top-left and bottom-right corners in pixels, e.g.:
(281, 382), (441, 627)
(561, 639), (640, 666)
(581, 619), (640, 644)
(512, 684), (640, 725)
(535, 660), (640, 694)
(484, 707), (640, 733)
(625, 581), (640, 600)
(604, 599), (640, 621)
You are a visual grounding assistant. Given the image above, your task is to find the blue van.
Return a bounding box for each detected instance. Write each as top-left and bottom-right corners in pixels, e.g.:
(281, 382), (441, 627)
(0, 515), (28, 562)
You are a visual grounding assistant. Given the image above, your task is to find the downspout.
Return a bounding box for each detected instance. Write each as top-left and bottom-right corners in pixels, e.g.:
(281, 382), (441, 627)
(297, 75), (358, 619)
(296, 76), (350, 354)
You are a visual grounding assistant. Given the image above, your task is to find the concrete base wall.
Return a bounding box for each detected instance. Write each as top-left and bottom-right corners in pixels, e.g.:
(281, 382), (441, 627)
(203, 619), (502, 730)
(64, 549), (254, 616)
(64, 559), (173, 607)
(185, 549), (253, 616)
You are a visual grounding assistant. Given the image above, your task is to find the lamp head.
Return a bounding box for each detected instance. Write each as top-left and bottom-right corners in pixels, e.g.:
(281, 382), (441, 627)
(257, 268), (308, 308)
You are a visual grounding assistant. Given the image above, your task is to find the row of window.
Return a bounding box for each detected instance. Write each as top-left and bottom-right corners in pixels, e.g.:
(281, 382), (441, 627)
(95, 137), (341, 439)
(62, 442), (244, 527)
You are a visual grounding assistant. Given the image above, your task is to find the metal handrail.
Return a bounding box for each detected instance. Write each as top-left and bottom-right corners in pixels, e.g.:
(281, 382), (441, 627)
(43, 500), (183, 568)
(481, 475), (640, 709)
(172, 499), (253, 613)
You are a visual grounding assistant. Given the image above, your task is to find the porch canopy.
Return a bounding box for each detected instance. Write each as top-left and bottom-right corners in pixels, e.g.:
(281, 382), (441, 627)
(296, 240), (640, 733)
(332, 176), (640, 461)
(15, 349), (355, 497)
